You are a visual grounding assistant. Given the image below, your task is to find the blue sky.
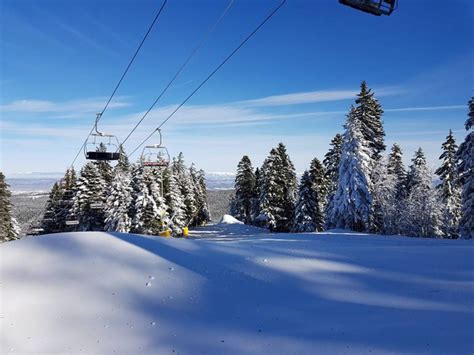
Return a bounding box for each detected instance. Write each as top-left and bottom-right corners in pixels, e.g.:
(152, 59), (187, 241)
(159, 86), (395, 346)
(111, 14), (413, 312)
(1, 0), (473, 175)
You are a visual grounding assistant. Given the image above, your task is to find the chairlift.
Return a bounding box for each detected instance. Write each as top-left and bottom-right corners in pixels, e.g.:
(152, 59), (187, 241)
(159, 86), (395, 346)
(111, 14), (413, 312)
(85, 113), (121, 161)
(339, 0), (397, 16)
(141, 129), (171, 168)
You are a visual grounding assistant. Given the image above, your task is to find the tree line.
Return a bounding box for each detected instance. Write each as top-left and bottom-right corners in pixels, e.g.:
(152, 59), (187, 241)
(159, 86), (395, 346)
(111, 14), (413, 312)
(40, 151), (210, 237)
(231, 82), (473, 239)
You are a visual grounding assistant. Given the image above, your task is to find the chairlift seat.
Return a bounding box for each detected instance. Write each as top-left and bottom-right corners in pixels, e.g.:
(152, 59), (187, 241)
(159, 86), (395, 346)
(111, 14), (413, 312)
(86, 151), (120, 161)
(339, 0), (396, 16)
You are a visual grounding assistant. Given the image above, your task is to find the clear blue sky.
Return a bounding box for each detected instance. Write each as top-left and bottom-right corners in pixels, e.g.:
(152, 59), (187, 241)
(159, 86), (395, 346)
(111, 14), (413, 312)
(1, 0), (472, 175)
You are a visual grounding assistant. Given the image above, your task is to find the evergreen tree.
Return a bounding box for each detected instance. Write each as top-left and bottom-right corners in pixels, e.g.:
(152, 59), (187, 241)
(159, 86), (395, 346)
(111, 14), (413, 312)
(250, 167), (262, 224)
(435, 130), (462, 238)
(73, 162), (107, 231)
(371, 157), (398, 234)
(172, 153), (196, 225)
(402, 148), (442, 238)
(0, 172), (20, 242)
(190, 167), (211, 226)
(308, 158), (328, 230)
(457, 97), (474, 239)
(59, 168), (78, 232)
(328, 108), (372, 232)
(353, 81), (385, 161)
(387, 143), (407, 199)
(230, 155), (256, 224)
(163, 168), (187, 235)
(105, 164), (133, 233)
(323, 133), (343, 197)
(41, 181), (64, 234)
(293, 171), (323, 232)
(257, 143), (297, 232)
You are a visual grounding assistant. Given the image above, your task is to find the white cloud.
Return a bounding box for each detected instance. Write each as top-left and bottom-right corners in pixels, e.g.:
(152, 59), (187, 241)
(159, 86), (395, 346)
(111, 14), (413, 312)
(0, 97), (130, 114)
(238, 86), (403, 107)
(385, 105), (466, 113)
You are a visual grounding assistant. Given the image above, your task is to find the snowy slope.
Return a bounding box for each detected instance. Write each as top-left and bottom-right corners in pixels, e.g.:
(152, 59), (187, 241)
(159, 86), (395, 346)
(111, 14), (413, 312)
(1, 227), (473, 354)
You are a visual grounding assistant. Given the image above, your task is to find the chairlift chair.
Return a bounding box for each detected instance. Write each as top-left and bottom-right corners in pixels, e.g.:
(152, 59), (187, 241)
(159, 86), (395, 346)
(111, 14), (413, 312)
(65, 218), (79, 226)
(339, 0), (397, 16)
(85, 113), (121, 161)
(141, 129), (171, 168)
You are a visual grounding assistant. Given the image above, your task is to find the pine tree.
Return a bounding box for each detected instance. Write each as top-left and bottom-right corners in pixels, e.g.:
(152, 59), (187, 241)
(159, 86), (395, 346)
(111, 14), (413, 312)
(323, 133), (343, 197)
(387, 143), (407, 199)
(435, 130), (462, 238)
(457, 97), (474, 239)
(105, 164), (133, 233)
(230, 155), (256, 224)
(402, 148), (442, 238)
(172, 153), (196, 226)
(257, 143), (297, 232)
(163, 168), (187, 235)
(371, 157), (398, 234)
(328, 108), (372, 232)
(59, 168), (78, 232)
(0, 172), (20, 242)
(353, 81), (385, 161)
(308, 158), (328, 230)
(41, 181), (64, 234)
(293, 171), (323, 232)
(73, 162), (107, 231)
(250, 167), (262, 224)
(190, 167), (211, 226)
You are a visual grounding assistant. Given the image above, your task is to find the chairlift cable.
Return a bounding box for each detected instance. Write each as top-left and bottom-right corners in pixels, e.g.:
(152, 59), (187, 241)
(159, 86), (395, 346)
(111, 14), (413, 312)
(129, 0), (287, 157)
(120, 0), (235, 147)
(69, 0), (168, 167)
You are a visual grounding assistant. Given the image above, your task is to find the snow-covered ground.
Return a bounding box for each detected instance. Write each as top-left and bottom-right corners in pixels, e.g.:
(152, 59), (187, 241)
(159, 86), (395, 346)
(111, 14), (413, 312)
(1, 223), (473, 354)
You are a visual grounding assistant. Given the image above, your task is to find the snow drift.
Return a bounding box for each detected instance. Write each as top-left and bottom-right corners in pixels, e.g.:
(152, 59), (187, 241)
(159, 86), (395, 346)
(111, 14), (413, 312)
(1, 229), (473, 354)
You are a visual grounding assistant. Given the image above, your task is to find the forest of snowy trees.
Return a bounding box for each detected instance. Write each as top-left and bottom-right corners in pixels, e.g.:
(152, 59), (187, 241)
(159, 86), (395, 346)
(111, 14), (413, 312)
(231, 83), (474, 239)
(38, 152), (210, 237)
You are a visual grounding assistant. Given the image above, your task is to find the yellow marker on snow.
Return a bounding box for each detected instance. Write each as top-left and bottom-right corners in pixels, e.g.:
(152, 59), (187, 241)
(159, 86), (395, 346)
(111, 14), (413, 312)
(182, 227), (189, 237)
(159, 230), (171, 238)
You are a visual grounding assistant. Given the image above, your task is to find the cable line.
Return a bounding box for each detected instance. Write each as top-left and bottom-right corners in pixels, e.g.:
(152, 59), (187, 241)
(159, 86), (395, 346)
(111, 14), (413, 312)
(70, 0), (168, 168)
(129, 0), (287, 157)
(120, 0), (235, 147)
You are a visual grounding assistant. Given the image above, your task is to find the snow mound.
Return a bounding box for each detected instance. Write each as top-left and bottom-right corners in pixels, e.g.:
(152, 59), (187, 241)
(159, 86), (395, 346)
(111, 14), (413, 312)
(1, 229), (473, 354)
(218, 214), (244, 225)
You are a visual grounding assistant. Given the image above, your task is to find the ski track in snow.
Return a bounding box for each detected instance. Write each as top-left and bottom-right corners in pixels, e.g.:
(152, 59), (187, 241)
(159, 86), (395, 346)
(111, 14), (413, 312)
(1, 224), (473, 354)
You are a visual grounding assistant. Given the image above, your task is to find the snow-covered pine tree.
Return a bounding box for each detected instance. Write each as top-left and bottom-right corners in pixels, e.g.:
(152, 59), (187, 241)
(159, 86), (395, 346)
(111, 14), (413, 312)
(323, 133), (343, 197)
(105, 162), (133, 233)
(293, 171), (322, 232)
(131, 166), (170, 235)
(230, 155), (256, 224)
(250, 167), (262, 224)
(0, 172), (20, 242)
(73, 162), (107, 231)
(172, 153), (196, 226)
(402, 148), (442, 238)
(257, 143), (297, 232)
(387, 143), (407, 199)
(371, 157), (398, 234)
(328, 107), (372, 232)
(457, 97), (474, 239)
(41, 181), (64, 234)
(59, 168), (78, 232)
(308, 157), (328, 230)
(190, 167), (211, 226)
(163, 168), (187, 235)
(353, 81), (385, 161)
(435, 130), (462, 238)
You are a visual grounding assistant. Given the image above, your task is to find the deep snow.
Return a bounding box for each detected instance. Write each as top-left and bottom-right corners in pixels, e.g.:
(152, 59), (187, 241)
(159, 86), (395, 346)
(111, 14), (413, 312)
(1, 224), (473, 354)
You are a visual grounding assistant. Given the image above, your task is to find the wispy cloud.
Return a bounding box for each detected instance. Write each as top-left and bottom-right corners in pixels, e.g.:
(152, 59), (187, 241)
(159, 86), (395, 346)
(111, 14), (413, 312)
(238, 86), (404, 107)
(0, 97), (130, 114)
(385, 105), (466, 113)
